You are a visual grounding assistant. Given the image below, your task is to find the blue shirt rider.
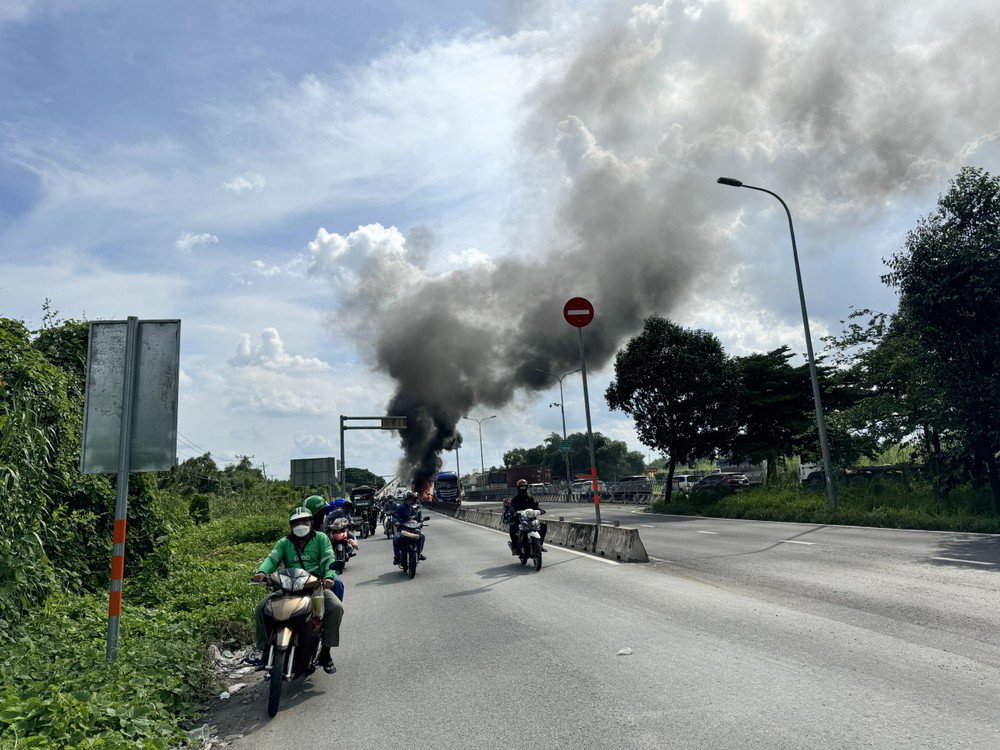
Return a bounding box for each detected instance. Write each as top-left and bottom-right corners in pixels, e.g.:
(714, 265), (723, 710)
(392, 491), (426, 565)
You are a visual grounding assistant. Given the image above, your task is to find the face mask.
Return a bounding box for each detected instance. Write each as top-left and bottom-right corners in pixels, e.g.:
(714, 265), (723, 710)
(291, 524), (310, 537)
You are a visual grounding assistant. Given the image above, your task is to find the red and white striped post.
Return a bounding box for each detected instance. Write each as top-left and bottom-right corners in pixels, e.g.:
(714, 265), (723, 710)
(106, 316), (139, 661)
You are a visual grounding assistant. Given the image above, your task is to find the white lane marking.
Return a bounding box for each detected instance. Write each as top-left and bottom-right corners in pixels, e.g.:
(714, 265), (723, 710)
(932, 556), (995, 566)
(641, 524), (655, 528)
(648, 556), (673, 563)
(696, 530), (718, 535)
(443, 514), (621, 566)
(778, 540), (815, 546)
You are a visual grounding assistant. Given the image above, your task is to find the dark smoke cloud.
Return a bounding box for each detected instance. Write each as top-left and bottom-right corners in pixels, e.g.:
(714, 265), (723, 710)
(314, 0), (1000, 485)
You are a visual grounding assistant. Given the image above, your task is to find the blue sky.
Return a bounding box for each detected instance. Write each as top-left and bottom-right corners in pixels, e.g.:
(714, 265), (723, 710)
(2, 0), (999, 480)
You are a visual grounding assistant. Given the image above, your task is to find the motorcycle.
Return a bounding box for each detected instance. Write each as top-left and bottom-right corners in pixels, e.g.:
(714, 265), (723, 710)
(253, 569), (326, 716)
(381, 506), (397, 538)
(509, 508), (545, 571)
(350, 512), (370, 540)
(397, 518), (428, 579)
(327, 518), (358, 573)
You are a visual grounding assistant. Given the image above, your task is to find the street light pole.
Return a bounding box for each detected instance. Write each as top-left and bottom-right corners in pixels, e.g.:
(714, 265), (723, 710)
(536, 367), (581, 503)
(716, 177), (837, 509)
(463, 415), (497, 500)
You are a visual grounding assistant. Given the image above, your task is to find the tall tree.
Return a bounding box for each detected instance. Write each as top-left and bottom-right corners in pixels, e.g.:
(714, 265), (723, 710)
(883, 166), (1000, 509)
(730, 346), (813, 481)
(605, 316), (739, 503)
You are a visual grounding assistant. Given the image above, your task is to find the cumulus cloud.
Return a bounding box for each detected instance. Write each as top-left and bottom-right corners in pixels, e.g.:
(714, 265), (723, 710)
(175, 231), (219, 253)
(447, 247), (495, 271)
(223, 172), (266, 193)
(293, 433), (337, 453)
(230, 327), (330, 371)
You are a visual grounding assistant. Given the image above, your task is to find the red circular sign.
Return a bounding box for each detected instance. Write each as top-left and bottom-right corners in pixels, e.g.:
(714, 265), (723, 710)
(563, 297), (594, 328)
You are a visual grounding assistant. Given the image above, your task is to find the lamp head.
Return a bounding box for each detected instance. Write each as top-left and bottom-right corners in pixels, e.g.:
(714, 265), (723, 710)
(717, 177), (743, 187)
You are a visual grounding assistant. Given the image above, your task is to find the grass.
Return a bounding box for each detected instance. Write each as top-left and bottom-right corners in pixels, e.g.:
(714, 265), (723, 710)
(649, 479), (1000, 533)
(0, 495), (290, 749)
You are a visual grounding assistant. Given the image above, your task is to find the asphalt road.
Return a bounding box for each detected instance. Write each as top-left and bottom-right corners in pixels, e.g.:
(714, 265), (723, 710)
(223, 509), (1000, 749)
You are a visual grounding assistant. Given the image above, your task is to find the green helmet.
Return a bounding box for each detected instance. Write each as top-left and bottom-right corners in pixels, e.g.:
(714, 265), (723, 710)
(289, 506), (312, 523)
(303, 495), (327, 514)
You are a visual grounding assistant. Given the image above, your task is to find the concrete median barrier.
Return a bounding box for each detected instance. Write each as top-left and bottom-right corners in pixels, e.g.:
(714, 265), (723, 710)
(593, 524), (649, 562)
(453, 507), (647, 562)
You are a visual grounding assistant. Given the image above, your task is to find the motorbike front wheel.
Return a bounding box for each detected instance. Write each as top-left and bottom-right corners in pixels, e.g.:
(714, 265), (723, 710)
(407, 548), (417, 579)
(532, 538), (542, 571)
(267, 646), (289, 717)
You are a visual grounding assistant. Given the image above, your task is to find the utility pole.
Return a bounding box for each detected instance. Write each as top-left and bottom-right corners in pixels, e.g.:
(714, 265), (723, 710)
(536, 367), (581, 503)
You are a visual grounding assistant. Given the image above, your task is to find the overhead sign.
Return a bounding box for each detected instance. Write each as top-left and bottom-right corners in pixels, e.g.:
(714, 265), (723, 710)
(381, 417), (407, 430)
(290, 457), (339, 488)
(81, 319), (181, 474)
(563, 297), (594, 328)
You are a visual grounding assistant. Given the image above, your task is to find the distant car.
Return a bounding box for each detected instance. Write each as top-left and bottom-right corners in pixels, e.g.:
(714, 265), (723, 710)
(691, 473), (749, 494)
(571, 479), (608, 498)
(669, 474), (700, 493)
(528, 482), (548, 495)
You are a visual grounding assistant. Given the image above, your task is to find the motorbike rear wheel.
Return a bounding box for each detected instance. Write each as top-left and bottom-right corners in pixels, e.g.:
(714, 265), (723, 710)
(531, 538), (542, 571)
(267, 646), (289, 717)
(407, 548), (417, 579)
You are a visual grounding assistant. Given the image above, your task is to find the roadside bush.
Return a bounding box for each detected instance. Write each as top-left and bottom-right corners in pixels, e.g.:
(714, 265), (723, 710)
(650, 479), (1000, 532)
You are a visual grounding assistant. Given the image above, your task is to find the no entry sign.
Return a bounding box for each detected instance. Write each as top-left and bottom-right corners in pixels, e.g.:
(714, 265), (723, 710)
(563, 297), (594, 328)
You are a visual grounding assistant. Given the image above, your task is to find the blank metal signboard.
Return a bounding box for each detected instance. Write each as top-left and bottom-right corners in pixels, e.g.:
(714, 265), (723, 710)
(80, 320), (181, 474)
(290, 457), (338, 487)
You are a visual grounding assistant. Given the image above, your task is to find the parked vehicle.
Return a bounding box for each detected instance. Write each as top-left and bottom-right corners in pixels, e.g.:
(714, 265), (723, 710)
(670, 474), (701, 493)
(509, 508), (545, 571)
(528, 482), (548, 495)
(570, 479), (608, 499)
(397, 518), (429, 579)
(327, 518), (357, 573)
(254, 569), (326, 716)
(691, 473), (750, 494)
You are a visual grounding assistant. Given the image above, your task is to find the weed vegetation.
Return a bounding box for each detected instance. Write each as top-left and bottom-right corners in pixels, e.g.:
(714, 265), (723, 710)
(650, 479), (1000, 533)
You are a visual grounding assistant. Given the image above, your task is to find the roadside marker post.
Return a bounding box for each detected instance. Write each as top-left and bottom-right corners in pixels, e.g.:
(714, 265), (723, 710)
(563, 297), (601, 525)
(81, 317), (181, 661)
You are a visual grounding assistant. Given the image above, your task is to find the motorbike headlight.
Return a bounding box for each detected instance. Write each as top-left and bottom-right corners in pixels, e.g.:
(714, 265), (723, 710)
(278, 568), (308, 592)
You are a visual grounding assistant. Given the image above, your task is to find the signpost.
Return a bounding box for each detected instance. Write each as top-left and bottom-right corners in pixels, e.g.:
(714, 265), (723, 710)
(81, 317), (181, 661)
(340, 416), (407, 494)
(563, 298), (601, 524)
(290, 457), (339, 488)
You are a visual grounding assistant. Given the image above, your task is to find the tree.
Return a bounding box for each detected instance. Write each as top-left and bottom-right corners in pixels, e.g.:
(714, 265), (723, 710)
(883, 166), (1000, 509)
(344, 467), (380, 492)
(605, 316), (739, 504)
(730, 346), (814, 481)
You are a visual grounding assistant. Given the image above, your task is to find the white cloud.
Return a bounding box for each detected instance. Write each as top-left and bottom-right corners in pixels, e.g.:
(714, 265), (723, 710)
(175, 231), (219, 253)
(223, 172), (266, 193)
(293, 433), (337, 453)
(447, 247), (495, 271)
(230, 327), (330, 371)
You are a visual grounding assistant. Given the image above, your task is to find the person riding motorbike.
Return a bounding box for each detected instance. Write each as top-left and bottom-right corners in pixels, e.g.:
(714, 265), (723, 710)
(324, 498), (358, 556)
(392, 491), (426, 566)
(252, 507), (344, 674)
(507, 479), (547, 554)
(304, 494), (329, 530)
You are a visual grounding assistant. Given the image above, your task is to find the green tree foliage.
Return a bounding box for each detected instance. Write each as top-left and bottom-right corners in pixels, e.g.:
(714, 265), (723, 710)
(883, 166), (1000, 509)
(501, 432), (644, 482)
(605, 316), (739, 503)
(730, 346), (813, 480)
(345, 466), (381, 492)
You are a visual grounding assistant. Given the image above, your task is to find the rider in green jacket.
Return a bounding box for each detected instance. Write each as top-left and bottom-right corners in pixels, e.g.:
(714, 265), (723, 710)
(253, 506), (345, 674)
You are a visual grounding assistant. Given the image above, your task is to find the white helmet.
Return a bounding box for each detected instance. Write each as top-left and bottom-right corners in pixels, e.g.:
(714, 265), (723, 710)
(289, 506), (312, 523)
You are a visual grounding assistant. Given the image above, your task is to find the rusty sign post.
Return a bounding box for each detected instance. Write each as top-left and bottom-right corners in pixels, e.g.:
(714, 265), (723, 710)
(81, 318), (180, 661)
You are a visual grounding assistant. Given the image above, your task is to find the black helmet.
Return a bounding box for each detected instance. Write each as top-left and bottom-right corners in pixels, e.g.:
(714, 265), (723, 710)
(404, 490), (417, 502)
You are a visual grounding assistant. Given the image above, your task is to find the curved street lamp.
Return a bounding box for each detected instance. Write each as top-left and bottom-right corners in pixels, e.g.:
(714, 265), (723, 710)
(536, 367), (582, 502)
(462, 415), (497, 499)
(716, 177), (837, 509)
